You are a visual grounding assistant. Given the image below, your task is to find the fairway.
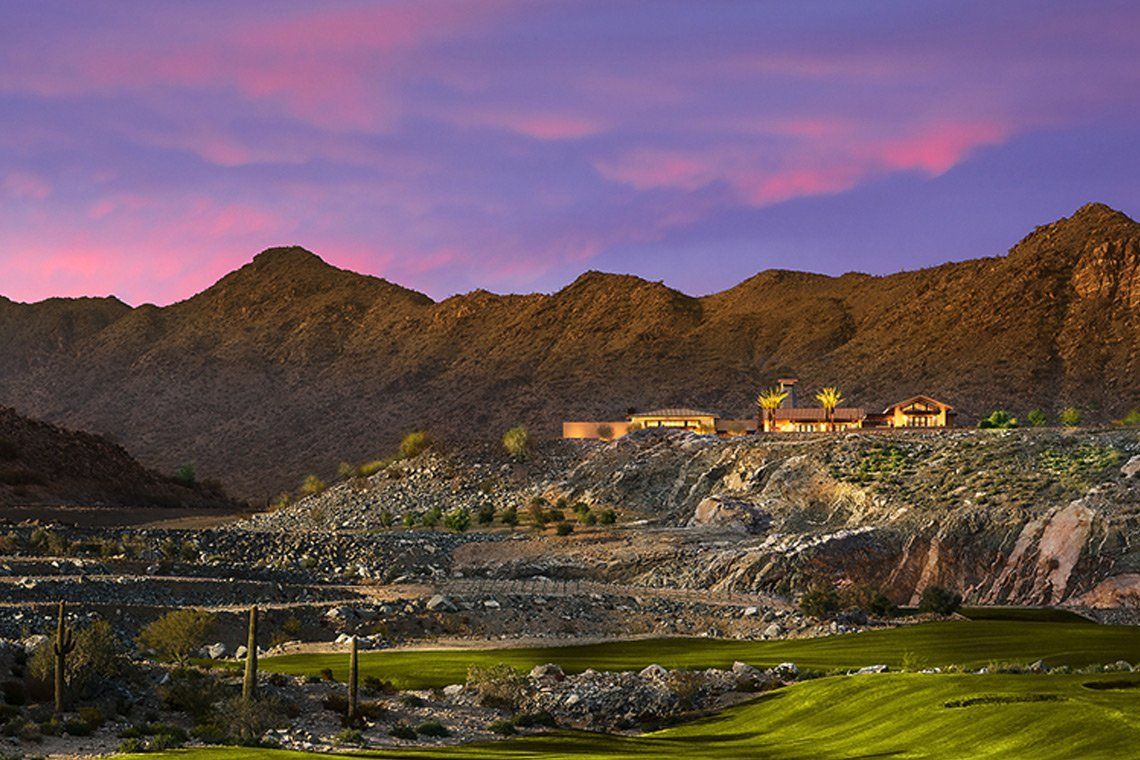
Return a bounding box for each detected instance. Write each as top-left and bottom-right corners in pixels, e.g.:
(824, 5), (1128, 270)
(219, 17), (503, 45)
(257, 620), (1140, 689)
(127, 672), (1140, 759)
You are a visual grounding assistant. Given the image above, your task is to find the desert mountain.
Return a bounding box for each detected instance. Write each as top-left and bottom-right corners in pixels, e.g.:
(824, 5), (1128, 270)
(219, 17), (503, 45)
(0, 203), (1137, 500)
(0, 405), (231, 508)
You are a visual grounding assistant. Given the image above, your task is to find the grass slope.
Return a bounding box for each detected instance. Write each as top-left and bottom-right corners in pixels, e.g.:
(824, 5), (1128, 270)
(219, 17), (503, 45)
(128, 673), (1140, 759)
(257, 621), (1140, 689)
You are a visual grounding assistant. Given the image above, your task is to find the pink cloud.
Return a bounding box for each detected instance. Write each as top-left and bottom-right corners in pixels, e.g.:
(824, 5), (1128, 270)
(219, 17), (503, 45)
(2, 171), (52, 200)
(874, 121), (1009, 175)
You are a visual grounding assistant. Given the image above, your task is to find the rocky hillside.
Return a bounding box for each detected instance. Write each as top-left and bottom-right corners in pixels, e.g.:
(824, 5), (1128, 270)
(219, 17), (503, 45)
(0, 406), (232, 508)
(0, 203), (1137, 499)
(258, 428), (1140, 609)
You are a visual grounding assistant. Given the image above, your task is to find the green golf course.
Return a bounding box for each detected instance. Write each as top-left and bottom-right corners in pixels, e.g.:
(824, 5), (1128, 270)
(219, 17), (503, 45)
(254, 619), (1139, 690)
(133, 616), (1139, 759)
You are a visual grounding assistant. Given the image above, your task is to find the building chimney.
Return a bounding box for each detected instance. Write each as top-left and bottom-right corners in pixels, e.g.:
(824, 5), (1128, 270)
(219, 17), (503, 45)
(777, 378), (799, 408)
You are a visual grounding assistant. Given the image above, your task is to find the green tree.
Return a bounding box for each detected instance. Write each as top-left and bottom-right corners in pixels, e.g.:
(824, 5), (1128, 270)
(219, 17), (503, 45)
(1119, 409), (1140, 427)
(476, 504), (496, 525)
(597, 508), (617, 525)
(917, 585), (962, 615)
(1059, 407), (1082, 427)
(554, 522), (574, 536)
(499, 506), (518, 527)
(502, 425), (530, 459)
(1026, 409), (1048, 427)
(799, 584), (840, 619)
(421, 506), (442, 528)
(399, 431), (433, 459)
(978, 410), (1017, 429)
(443, 507), (471, 533)
(137, 609), (216, 664)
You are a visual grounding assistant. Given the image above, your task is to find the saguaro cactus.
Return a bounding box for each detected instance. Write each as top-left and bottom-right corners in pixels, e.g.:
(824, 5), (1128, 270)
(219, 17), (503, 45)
(347, 635), (359, 724)
(53, 600), (75, 716)
(242, 605), (258, 702)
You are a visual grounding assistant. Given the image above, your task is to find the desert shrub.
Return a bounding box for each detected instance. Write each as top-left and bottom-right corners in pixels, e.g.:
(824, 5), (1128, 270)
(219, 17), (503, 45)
(421, 506), (442, 528)
(0, 438), (18, 461)
(0, 532), (18, 554)
(582, 511), (597, 526)
(499, 506), (518, 526)
(402, 513), (417, 528)
(488, 719), (516, 735)
(443, 507), (471, 533)
(416, 720), (449, 737)
(399, 431), (433, 459)
(572, 501), (589, 515)
(502, 426), (530, 459)
(1119, 409), (1140, 427)
(299, 474), (327, 496)
(362, 675), (396, 694)
(269, 492), (292, 511)
(337, 462), (356, 480)
(377, 509), (394, 528)
(137, 609), (215, 663)
(29, 619), (123, 698)
(1059, 407), (1082, 427)
(476, 504), (496, 525)
(799, 584), (840, 619)
(597, 508), (617, 525)
(978, 410), (1017, 429)
(335, 727), (364, 746)
(918, 585), (963, 615)
(555, 522), (573, 536)
(867, 590), (900, 618)
(269, 616), (303, 649)
(174, 463), (195, 485)
(512, 711), (556, 728)
(356, 459), (388, 477)
(217, 695), (289, 744)
(543, 508), (565, 523)
(467, 664), (525, 710)
(1026, 409), (1048, 427)
(596, 424), (614, 440)
(389, 723), (417, 740)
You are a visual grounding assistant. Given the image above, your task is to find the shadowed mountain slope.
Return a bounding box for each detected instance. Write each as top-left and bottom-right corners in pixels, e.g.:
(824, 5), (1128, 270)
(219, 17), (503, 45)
(0, 205), (1137, 500)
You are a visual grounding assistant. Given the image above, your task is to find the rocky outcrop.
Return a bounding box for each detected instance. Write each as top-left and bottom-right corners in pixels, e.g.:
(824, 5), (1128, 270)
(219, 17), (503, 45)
(687, 495), (770, 533)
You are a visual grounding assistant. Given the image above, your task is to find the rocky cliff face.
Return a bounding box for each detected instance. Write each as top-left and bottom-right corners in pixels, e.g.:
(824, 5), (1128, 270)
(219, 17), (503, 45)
(0, 204), (1137, 500)
(548, 428), (1140, 608)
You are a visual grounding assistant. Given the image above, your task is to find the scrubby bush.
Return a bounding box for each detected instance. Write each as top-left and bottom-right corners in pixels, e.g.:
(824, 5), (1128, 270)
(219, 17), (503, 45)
(216, 695), (289, 745)
(299, 474), (327, 496)
(357, 459), (390, 477)
(918, 585), (963, 615)
(1059, 407), (1082, 427)
(555, 522), (574, 536)
(377, 508), (394, 528)
(582, 511), (597, 526)
(467, 664), (525, 710)
(512, 711), (556, 728)
(159, 668), (225, 720)
(527, 501), (547, 527)
(337, 462), (356, 480)
(269, 492), (292, 511)
(399, 431), (433, 459)
(502, 426), (530, 459)
(137, 609), (216, 663)
(389, 723), (417, 740)
(476, 504), (496, 525)
(1119, 409), (1140, 427)
(30, 618), (123, 698)
(1026, 409), (1048, 427)
(500, 506), (518, 527)
(867, 590), (900, 618)
(443, 507), (471, 533)
(421, 506), (442, 528)
(402, 513), (416, 528)
(416, 720), (449, 737)
(597, 508), (617, 525)
(488, 719), (516, 735)
(335, 727), (364, 746)
(174, 463), (195, 485)
(978, 410), (1017, 429)
(799, 584), (840, 619)
(596, 424), (614, 440)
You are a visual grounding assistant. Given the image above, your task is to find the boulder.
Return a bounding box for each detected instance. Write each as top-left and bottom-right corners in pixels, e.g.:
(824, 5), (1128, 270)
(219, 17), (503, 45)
(638, 664), (668, 680)
(1123, 455), (1140, 479)
(774, 662), (799, 678)
(204, 642), (227, 659)
(688, 495), (770, 534)
(426, 594), (458, 612)
(442, 684), (465, 699)
(530, 663), (566, 681)
(852, 664), (888, 675)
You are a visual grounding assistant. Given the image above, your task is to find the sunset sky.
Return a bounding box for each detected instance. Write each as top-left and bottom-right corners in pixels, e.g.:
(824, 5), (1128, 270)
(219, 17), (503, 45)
(2, 0), (1138, 305)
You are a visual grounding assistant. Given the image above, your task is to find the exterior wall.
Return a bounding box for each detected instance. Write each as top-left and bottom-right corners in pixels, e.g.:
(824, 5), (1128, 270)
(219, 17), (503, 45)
(630, 414), (717, 434)
(770, 418), (863, 433)
(562, 421), (631, 440)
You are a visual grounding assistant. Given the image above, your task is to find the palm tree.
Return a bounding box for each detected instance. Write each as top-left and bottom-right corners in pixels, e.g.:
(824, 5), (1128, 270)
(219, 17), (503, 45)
(815, 386), (843, 432)
(756, 388), (788, 433)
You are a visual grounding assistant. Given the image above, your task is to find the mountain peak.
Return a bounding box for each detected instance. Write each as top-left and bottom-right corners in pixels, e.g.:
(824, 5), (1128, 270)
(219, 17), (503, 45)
(249, 246), (329, 270)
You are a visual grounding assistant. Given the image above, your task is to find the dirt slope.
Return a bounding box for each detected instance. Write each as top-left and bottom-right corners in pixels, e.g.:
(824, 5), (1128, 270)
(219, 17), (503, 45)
(0, 203), (1137, 499)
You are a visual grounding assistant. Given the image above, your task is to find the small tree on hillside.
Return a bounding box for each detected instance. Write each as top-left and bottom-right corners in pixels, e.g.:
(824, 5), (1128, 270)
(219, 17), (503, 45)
(138, 609), (216, 663)
(443, 507), (471, 533)
(502, 425), (530, 459)
(174, 463), (196, 485)
(1059, 407), (1082, 427)
(1026, 409), (1048, 428)
(978, 410), (1017, 429)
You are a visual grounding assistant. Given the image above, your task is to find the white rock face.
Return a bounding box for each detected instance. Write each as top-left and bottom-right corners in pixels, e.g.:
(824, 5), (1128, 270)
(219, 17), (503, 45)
(1122, 455), (1140, 479)
(688, 495), (770, 533)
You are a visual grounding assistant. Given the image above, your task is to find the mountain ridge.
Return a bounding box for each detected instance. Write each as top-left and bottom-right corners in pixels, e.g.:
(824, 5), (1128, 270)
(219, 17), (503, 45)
(0, 204), (1137, 500)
